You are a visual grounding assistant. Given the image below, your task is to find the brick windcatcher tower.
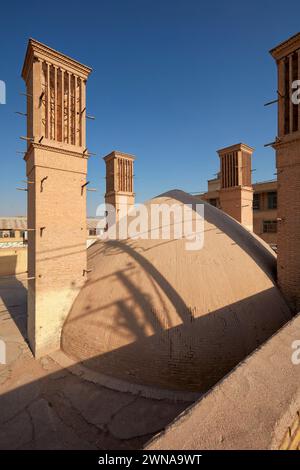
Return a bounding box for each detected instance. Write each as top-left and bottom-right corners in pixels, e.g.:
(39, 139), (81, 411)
(270, 33), (300, 313)
(104, 151), (135, 221)
(218, 143), (254, 231)
(22, 39), (92, 356)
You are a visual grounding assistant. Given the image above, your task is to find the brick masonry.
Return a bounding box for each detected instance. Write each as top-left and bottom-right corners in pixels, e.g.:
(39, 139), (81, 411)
(270, 33), (300, 312)
(104, 151), (135, 222)
(22, 39), (92, 356)
(218, 143), (254, 232)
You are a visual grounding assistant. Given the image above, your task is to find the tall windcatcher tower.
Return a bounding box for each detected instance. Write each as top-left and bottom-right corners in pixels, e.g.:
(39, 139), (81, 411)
(218, 143), (254, 231)
(104, 151), (135, 221)
(22, 39), (92, 356)
(270, 33), (300, 312)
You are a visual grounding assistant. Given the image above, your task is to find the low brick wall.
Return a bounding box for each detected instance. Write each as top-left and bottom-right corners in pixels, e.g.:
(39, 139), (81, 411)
(0, 247), (27, 276)
(147, 314), (300, 450)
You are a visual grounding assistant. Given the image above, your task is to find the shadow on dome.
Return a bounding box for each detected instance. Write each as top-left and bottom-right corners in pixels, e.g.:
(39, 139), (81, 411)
(62, 236), (291, 393)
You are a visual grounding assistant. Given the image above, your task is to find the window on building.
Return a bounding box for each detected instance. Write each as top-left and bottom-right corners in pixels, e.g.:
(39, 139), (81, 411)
(20, 231), (27, 242)
(263, 220), (277, 233)
(209, 198), (217, 207)
(267, 191), (277, 210)
(0, 230), (15, 238)
(253, 193), (260, 210)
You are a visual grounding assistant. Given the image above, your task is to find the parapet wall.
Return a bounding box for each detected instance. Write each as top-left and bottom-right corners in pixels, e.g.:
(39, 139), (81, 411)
(0, 247), (27, 276)
(147, 313), (300, 450)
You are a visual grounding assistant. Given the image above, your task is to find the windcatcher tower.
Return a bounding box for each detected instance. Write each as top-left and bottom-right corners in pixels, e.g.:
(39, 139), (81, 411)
(218, 143), (254, 231)
(22, 39), (92, 356)
(270, 32), (300, 312)
(104, 151), (135, 221)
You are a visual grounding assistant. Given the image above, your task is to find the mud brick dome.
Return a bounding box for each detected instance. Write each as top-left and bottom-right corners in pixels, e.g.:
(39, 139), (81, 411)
(62, 191), (291, 392)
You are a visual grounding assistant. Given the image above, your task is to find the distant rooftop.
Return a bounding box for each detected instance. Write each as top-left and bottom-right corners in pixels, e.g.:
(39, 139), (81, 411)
(253, 179), (277, 186)
(0, 217), (105, 230)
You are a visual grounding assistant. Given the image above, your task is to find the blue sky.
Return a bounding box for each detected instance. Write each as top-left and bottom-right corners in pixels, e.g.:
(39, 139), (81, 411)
(0, 0), (299, 216)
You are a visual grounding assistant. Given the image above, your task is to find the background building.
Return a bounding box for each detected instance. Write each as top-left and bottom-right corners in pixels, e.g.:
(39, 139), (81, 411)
(0, 216), (104, 276)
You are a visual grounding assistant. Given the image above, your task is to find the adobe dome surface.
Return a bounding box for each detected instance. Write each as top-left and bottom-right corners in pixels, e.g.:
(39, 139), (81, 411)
(62, 191), (291, 392)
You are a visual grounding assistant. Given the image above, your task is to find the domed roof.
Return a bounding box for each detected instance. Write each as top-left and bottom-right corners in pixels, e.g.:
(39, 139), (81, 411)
(62, 191), (291, 392)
